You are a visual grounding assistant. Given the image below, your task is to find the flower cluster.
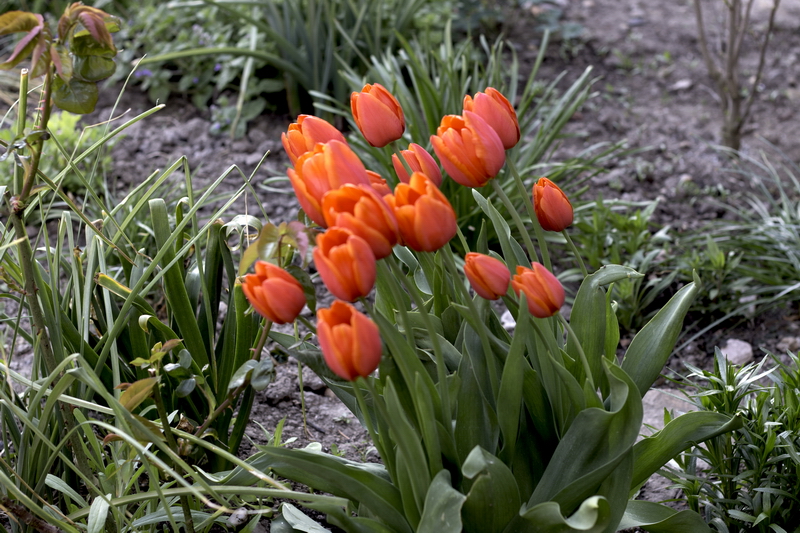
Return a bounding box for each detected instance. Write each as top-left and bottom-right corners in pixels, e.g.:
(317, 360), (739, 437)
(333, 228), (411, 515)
(243, 82), (577, 381)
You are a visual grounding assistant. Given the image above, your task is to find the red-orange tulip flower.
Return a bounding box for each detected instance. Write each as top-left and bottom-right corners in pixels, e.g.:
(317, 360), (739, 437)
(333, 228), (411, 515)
(430, 111), (505, 188)
(322, 184), (400, 259)
(463, 88), (520, 150)
(313, 227), (376, 302)
(351, 83), (405, 148)
(464, 253), (510, 300)
(533, 177), (573, 232)
(317, 300), (382, 381)
(392, 143), (442, 187)
(242, 261), (306, 324)
(281, 114), (347, 165)
(511, 262), (565, 319)
(385, 172), (457, 252)
(367, 170), (392, 197)
(288, 141), (371, 227)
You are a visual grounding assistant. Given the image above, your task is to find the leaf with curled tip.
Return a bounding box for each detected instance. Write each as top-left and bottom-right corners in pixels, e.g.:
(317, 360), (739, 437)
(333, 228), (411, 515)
(0, 12), (45, 71)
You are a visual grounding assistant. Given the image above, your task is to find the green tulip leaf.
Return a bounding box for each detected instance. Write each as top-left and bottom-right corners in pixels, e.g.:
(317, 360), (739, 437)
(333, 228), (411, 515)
(621, 280), (699, 397)
(417, 470), (465, 533)
(567, 265), (639, 384)
(631, 411), (742, 490)
(461, 446), (521, 533)
(618, 501), (711, 532)
(226, 447), (410, 533)
(529, 362), (641, 515)
(507, 496), (612, 533)
(472, 189), (529, 271)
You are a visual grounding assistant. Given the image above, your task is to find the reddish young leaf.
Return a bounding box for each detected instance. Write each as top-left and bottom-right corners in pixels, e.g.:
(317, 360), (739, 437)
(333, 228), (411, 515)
(0, 26), (44, 70)
(77, 11), (113, 48)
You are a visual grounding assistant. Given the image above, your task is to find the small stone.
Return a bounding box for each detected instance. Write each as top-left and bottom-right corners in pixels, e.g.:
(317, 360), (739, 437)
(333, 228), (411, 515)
(668, 79), (693, 92)
(501, 309), (516, 331)
(641, 388), (695, 436)
(777, 336), (800, 353)
(720, 339), (754, 365)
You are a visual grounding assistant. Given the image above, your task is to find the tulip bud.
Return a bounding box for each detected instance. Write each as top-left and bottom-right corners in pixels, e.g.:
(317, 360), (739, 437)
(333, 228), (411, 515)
(313, 227), (376, 302)
(392, 143), (442, 187)
(351, 83), (405, 148)
(463, 88), (520, 150)
(317, 301), (382, 381)
(322, 184), (400, 259)
(281, 115), (347, 165)
(511, 262), (565, 319)
(532, 177), (573, 232)
(464, 253), (510, 300)
(241, 261), (306, 324)
(288, 141), (371, 227)
(430, 111), (505, 188)
(384, 172), (457, 252)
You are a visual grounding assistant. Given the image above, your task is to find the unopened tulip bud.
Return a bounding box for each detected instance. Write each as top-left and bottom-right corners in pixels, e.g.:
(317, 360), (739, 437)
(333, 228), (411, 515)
(464, 253), (510, 300)
(242, 261), (306, 324)
(533, 177), (573, 232)
(463, 88), (520, 150)
(392, 143), (442, 187)
(384, 172), (457, 252)
(431, 111), (505, 188)
(322, 184), (400, 259)
(281, 115), (347, 165)
(317, 301), (382, 381)
(511, 262), (565, 319)
(288, 141), (371, 227)
(313, 227), (376, 302)
(351, 83), (405, 148)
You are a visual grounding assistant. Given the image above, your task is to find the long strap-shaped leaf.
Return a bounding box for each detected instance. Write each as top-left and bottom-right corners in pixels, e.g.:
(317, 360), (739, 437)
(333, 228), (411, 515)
(150, 199), (209, 368)
(235, 447), (412, 533)
(621, 278), (699, 397)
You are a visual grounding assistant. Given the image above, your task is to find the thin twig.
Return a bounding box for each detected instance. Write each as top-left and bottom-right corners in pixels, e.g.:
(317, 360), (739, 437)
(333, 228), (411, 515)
(740, 0), (781, 128)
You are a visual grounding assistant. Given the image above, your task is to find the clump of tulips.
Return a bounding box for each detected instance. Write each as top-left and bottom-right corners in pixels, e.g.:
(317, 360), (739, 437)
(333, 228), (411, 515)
(238, 82), (738, 533)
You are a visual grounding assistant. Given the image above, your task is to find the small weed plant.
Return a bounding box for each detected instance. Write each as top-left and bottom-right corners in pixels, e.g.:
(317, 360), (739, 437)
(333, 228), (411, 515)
(666, 350), (800, 532)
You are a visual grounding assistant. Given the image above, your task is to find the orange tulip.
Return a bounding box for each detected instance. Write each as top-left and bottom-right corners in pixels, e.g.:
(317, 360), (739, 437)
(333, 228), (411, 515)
(430, 111), (505, 188)
(367, 170), (392, 197)
(322, 184), (400, 259)
(281, 114), (347, 165)
(385, 172), (457, 252)
(463, 88), (520, 150)
(241, 261), (306, 324)
(533, 177), (573, 232)
(511, 262), (565, 319)
(351, 83), (405, 148)
(288, 141), (371, 227)
(392, 143), (442, 187)
(317, 300), (382, 381)
(464, 253), (510, 300)
(313, 227), (376, 302)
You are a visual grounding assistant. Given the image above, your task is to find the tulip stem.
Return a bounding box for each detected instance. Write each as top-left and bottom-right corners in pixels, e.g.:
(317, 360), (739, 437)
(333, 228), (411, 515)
(490, 180), (539, 265)
(353, 377), (383, 457)
(505, 158), (552, 271)
(386, 255), (451, 420)
(562, 230), (588, 277)
(558, 313), (596, 393)
(455, 227), (471, 254)
(441, 246), (499, 400)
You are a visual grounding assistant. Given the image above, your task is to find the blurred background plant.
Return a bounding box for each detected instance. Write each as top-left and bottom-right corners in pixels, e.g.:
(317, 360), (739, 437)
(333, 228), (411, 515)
(664, 349), (800, 532)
